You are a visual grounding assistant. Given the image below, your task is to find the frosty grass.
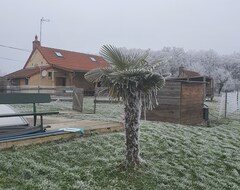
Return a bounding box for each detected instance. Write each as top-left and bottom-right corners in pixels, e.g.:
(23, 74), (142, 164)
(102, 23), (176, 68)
(0, 98), (239, 189)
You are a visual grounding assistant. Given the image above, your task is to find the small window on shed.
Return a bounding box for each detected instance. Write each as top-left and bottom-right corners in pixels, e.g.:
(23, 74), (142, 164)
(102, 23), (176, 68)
(55, 51), (63, 58)
(90, 57), (97, 62)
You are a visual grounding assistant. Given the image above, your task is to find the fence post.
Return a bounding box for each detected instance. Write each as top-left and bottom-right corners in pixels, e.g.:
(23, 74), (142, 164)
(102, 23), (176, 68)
(72, 88), (83, 112)
(93, 88), (97, 114)
(237, 90), (239, 109)
(224, 91), (228, 118)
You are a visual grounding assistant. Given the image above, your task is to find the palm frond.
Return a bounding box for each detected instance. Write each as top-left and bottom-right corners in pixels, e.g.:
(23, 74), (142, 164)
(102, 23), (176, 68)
(126, 50), (149, 69)
(142, 73), (165, 88)
(100, 45), (129, 71)
(84, 67), (113, 83)
(100, 45), (153, 71)
(85, 45), (166, 108)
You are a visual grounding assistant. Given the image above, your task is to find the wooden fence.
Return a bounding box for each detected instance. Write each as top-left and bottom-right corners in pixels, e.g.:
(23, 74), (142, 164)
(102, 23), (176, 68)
(2, 85), (84, 112)
(5, 85), (75, 97)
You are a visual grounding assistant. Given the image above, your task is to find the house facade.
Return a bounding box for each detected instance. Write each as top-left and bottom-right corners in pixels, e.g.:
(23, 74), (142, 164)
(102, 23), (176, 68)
(5, 36), (109, 91)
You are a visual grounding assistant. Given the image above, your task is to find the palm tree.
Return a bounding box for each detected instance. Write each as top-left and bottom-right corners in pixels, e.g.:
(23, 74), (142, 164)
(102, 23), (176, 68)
(85, 45), (165, 166)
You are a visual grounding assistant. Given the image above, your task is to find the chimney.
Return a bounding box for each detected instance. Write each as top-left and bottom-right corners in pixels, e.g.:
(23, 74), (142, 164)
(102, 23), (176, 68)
(179, 65), (184, 77)
(32, 35), (41, 50)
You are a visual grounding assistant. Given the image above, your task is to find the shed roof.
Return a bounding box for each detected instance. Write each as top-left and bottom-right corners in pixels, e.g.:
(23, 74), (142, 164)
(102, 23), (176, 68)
(167, 77), (205, 84)
(179, 68), (201, 78)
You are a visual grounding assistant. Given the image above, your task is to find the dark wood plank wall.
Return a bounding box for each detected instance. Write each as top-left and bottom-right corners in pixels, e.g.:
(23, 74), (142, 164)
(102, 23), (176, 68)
(146, 81), (181, 123)
(185, 76), (214, 99)
(180, 83), (204, 125)
(146, 80), (204, 125)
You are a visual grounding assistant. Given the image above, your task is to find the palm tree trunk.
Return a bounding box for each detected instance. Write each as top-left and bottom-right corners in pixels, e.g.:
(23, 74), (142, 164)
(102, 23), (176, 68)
(124, 91), (142, 166)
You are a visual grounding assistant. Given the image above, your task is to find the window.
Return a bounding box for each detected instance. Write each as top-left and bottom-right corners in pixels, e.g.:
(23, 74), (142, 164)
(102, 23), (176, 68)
(25, 79), (29, 85)
(90, 57), (96, 62)
(48, 72), (52, 80)
(55, 51), (63, 58)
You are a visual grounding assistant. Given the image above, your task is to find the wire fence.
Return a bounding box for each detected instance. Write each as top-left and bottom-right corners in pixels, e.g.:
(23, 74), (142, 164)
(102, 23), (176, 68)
(218, 91), (239, 118)
(93, 87), (122, 114)
(0, 85), (88, 113)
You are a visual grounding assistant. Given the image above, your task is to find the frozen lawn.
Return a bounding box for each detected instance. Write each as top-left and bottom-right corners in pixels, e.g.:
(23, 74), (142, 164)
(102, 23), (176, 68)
(0, 99), (240, 189)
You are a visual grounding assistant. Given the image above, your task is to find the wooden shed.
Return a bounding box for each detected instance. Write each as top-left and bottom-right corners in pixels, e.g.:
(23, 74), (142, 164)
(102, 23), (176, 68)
(145, 79), (204, 125)
(178, 66), (214, 100)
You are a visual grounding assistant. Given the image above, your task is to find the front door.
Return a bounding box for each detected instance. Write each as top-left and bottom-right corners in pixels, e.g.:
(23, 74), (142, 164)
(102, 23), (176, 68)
(56, 77), (66, 86)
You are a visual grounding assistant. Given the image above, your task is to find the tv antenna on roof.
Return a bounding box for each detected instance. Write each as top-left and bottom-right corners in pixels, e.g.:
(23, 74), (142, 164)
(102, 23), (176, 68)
(40, 17), (50, 43)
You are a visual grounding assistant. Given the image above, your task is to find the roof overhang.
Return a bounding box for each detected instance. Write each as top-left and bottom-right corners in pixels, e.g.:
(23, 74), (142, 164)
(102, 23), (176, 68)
(51, 65), (101, 73)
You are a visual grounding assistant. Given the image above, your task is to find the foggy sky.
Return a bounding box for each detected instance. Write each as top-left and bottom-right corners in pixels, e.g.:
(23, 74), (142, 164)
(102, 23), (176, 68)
(1, 0), (240, 75)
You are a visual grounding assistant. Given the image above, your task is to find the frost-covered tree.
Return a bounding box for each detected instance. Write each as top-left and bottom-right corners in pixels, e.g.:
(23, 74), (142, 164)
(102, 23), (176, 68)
(221, 54), (240, 81)
(85, 45), (165, 166)
(213, 68), (231, 94)
(156, 47), (186, 76)
(184, 49), (220, 77)
(184, 50), (204, 75)
(200, 50), (220, 77)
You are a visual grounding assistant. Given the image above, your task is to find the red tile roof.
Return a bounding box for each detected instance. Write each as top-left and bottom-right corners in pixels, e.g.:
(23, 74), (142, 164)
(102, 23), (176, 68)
(24, 46), (109, 72)
(5, 67), (39, 79)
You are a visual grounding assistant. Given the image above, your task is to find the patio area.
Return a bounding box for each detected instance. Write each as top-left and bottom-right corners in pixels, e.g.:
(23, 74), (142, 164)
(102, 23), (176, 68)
(0, 116), (123, 150)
